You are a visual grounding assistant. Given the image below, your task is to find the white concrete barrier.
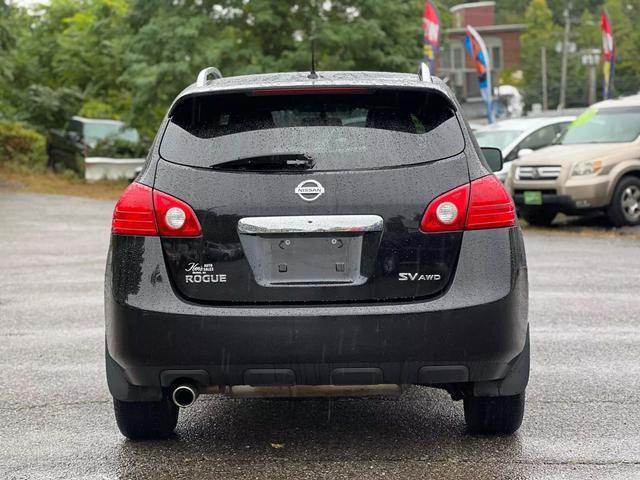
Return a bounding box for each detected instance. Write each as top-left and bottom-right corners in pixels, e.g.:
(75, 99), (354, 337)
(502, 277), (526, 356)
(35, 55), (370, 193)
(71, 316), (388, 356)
(84, 157), (145, 181)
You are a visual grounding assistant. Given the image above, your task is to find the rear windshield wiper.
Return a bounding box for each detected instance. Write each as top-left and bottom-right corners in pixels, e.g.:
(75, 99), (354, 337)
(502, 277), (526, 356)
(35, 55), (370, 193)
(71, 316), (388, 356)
(210, 154), (315, 172)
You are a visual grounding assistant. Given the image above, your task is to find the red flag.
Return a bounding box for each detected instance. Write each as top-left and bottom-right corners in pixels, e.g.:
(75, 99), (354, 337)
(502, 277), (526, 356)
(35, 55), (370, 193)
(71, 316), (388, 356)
(600, 11), (615, 99)
(422, 1), (440, 72)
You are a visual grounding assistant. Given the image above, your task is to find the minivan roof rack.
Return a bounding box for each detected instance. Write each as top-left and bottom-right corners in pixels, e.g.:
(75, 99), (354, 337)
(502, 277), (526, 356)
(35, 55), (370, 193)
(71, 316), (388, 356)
(418, 62), (432, 82)
(196, 67), (223, 87)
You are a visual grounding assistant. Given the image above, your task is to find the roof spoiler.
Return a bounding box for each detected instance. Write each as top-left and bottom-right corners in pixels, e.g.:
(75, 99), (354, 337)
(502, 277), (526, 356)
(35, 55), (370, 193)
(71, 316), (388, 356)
(196, 67), (223, 87)
(418, 62), (432, 82)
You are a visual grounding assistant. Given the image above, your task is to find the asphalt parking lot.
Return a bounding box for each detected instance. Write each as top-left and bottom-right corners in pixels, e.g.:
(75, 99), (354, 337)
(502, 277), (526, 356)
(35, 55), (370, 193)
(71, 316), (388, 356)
(0, 191), (639, 480)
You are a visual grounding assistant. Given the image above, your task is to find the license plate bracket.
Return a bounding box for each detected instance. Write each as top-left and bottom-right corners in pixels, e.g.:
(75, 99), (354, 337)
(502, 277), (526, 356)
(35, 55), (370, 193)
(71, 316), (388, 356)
(244, 234), (365, 286)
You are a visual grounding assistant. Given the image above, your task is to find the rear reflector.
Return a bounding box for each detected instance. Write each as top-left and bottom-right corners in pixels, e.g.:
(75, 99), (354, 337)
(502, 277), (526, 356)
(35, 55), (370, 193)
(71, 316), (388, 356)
(252, 87), (371, 96)
(420, 175), (516, 232)
(111, 182), (201, 237)
(112, 183), (158, 235)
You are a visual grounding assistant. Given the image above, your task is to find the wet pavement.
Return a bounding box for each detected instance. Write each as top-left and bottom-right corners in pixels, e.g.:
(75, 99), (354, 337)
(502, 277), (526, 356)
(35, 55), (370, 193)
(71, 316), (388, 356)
(0, 191), (639, 479)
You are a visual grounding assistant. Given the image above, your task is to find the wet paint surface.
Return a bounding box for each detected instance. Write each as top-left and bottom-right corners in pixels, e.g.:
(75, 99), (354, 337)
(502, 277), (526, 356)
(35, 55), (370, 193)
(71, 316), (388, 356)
(1, 192), (639, 479)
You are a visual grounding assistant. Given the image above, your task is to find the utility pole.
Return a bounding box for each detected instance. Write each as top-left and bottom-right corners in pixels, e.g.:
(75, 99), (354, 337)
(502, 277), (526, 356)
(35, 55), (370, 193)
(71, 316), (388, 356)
(558, 3), (572, 110)
(541, 46), (548, 110)
(588, 60), (597, 105)
(582, 49), (600, 105)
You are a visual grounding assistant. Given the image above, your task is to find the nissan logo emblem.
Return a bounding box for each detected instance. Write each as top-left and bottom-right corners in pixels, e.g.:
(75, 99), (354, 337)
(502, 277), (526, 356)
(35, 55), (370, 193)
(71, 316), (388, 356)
(295, 180), (325, 202)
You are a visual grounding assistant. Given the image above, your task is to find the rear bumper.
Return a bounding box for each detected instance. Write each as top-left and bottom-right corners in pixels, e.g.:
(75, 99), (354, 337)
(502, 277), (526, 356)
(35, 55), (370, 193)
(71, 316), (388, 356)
(105, 228), (529, 400)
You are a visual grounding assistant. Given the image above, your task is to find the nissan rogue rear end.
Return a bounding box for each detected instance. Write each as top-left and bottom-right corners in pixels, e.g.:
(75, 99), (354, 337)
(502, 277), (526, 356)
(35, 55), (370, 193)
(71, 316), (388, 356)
(105, 67), (529, 439)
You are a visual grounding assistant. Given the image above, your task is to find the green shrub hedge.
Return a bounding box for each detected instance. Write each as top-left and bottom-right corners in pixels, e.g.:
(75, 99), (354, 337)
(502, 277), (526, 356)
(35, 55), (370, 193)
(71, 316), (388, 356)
(91, 137), (150, 158)
(0, 121), (47, 168)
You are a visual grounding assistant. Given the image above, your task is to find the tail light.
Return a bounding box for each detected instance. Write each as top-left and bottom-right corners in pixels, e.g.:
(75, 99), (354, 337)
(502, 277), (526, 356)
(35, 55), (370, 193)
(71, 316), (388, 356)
(112, 182), (201, 237)
(465, 175), (517, 230)
(420, 175), (515, 232)
(420, 183), (470, 232)
(152, 189), (202, 236)
(111, 183), (157, 235)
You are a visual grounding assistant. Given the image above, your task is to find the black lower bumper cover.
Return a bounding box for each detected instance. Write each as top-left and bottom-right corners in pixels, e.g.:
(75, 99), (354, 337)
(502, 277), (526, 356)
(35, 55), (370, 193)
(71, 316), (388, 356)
(106, 274), (529, 402)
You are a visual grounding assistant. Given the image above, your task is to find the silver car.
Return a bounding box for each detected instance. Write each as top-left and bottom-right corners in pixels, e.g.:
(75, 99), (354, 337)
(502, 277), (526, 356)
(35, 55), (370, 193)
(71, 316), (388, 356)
(475, 117), (575, 182)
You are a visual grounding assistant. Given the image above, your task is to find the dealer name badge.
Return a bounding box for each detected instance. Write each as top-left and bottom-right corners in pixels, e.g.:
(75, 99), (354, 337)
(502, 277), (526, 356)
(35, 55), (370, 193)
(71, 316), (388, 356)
(185, 262), (227, 284)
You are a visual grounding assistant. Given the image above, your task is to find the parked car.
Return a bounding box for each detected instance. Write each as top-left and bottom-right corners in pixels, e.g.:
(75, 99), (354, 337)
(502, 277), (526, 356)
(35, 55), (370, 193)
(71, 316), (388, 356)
(47, 116), (145, 180)
(475, 116), (575, 182)
(106, 65), (529, 439)
(507, 95), (640, 226)
(468, 122), (485, 132)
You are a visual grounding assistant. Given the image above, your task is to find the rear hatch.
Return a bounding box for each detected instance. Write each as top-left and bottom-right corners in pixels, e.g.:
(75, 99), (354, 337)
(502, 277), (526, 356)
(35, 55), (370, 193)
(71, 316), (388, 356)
(154, 86), (469, 304)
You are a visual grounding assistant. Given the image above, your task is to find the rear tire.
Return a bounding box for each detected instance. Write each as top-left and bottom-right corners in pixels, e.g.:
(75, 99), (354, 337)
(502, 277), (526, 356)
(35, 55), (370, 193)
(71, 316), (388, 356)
(464, 393), (525, 435)
(607, 176), (640, 227)
(113, 396), (178, 440)
(520, 209), (556, 227)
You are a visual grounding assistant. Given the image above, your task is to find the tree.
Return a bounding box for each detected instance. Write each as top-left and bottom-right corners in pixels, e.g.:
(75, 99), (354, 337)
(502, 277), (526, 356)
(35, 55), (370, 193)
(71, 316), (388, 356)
(120, 0), (426, 135)
(0, 0), (23, 119)
(495, 0), (531, 23)
(520, 0), (560, 108)
(546, 0), (605, 24)
(0, 0), (15, 82)
(5, 0), (132, 130)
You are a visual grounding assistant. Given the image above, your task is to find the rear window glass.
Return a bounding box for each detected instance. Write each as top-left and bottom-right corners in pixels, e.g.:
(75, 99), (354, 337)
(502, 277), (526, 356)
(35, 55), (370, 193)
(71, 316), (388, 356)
(160, 89), (465, 171)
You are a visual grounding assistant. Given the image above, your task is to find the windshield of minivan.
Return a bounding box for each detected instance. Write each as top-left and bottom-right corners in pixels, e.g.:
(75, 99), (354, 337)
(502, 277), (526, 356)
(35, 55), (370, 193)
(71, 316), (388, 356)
(559, 107), (640, 144)
(160, 90), (465, 170)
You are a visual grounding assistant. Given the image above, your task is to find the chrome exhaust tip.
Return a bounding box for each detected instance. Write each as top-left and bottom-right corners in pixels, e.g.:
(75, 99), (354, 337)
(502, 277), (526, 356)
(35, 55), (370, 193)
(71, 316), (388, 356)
(172, 384), (198, 408)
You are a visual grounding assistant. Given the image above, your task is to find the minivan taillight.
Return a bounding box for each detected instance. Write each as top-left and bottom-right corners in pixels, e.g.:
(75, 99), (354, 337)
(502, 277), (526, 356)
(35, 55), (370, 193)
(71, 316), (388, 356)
(112, 182), (201, 237)
(420, 175), (516, 232)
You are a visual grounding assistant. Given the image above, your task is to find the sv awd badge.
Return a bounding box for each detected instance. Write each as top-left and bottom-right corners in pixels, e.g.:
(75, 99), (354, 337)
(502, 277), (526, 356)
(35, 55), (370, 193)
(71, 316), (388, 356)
(295, 180), (325, 202)
(398, 273), (442, 281)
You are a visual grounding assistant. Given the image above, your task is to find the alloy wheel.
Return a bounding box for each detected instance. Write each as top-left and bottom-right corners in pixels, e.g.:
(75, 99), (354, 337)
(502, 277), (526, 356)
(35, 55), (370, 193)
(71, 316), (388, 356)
(621, 185), (640, 222)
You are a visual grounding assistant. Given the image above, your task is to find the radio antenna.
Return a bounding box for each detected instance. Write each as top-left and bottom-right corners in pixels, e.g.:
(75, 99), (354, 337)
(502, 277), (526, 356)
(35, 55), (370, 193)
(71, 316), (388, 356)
(308, 3), (318, 79)
(309, 38), (318, 79)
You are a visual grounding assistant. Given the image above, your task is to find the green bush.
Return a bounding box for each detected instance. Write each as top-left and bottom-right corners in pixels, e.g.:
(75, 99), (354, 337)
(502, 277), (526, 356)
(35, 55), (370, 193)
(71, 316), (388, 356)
(90, 137), (150, 158)
(78, 99), (121, 120)
(0, 121), (47, 168)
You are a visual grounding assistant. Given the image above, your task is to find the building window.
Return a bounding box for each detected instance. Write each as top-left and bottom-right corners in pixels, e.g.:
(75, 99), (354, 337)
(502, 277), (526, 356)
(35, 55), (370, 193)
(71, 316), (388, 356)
(453, 47), (464, 69)
(491, 46), (502, 70)
(441, 47), (451, 69)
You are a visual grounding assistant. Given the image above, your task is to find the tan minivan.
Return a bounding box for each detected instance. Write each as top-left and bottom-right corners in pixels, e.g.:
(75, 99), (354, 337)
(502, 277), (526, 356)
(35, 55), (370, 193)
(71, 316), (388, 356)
(507, 95), (640, 226)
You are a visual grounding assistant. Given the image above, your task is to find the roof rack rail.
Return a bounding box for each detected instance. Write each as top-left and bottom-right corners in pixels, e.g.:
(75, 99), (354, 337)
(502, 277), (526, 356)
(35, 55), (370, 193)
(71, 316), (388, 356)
(196, 67), (223, 87)
(418, 62), (432, 82)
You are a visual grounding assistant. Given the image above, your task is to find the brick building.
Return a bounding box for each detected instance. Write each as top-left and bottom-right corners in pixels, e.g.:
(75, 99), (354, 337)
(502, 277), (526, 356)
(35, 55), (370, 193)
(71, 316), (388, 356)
(438, 1), (525, 103)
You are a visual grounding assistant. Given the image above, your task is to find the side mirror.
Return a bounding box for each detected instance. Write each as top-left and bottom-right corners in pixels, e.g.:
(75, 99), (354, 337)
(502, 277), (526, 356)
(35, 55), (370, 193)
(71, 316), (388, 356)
(481, 147), (503, 172)
(66, 131), (81, 143)
(518, 148), (534, 158)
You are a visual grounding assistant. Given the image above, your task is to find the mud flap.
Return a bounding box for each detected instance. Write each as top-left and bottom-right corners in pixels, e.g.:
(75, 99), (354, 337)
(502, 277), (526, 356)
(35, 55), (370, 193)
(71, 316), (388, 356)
(472, 327), (530, 397)
(106, 347), (163, 402)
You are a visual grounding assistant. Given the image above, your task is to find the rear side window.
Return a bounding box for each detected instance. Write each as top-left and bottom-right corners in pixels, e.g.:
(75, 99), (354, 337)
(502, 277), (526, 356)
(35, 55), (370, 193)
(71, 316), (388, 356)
(160, 89), (465, 171)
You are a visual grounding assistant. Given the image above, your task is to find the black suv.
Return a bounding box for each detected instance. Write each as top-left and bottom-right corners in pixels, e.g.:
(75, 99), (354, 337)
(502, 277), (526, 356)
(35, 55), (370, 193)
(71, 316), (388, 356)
(105, 66), (529, 439)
